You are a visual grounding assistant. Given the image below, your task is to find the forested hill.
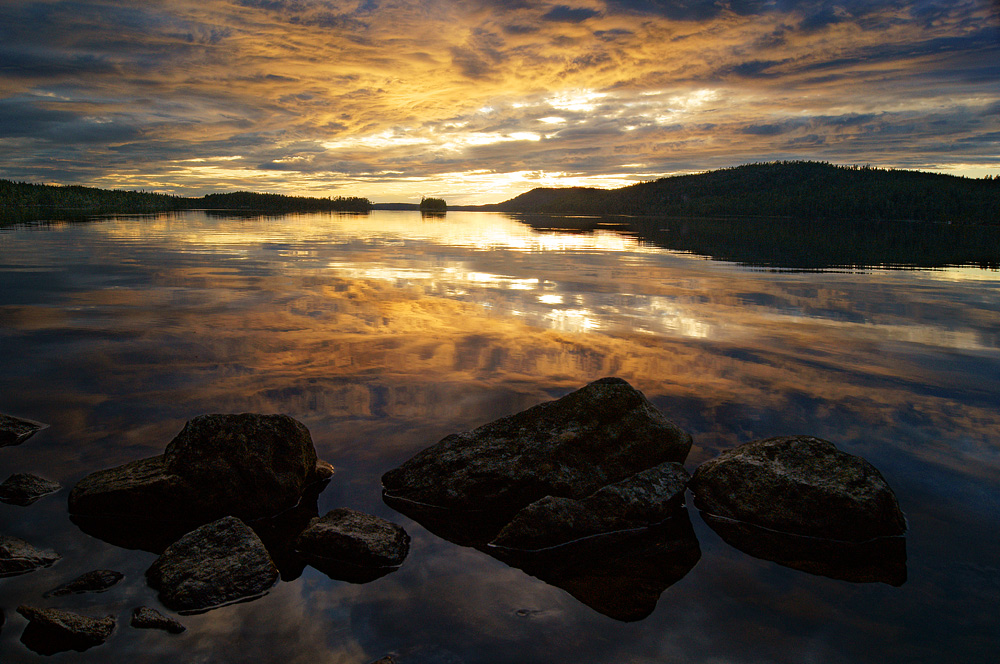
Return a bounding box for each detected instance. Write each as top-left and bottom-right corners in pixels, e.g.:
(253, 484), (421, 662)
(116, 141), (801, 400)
(0, 180), (371, 217)
(490, 162), (1000, 223)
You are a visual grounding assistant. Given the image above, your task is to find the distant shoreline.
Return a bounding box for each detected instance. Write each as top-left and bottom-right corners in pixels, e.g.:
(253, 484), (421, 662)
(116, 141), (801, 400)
(4, 161), (998, 224)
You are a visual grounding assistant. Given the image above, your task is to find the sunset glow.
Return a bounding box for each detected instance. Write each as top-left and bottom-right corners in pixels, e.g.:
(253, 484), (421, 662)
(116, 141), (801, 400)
(2, 1), (998, 203)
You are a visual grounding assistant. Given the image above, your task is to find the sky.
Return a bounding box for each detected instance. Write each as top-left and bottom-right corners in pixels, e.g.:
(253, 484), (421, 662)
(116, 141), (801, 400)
(1, 0), (999, 204)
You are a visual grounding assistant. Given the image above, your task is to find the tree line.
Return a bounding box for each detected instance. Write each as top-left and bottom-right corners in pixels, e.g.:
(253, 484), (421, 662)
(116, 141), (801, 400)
(491, 161), (1000, 224)
(0, 179), (372, 218)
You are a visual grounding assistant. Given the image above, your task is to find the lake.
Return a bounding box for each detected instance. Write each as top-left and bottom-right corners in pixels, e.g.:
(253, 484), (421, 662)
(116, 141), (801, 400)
(1, 210), (999, 663)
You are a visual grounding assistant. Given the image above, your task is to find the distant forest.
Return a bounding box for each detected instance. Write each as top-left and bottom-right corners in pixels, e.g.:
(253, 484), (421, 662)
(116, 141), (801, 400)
(0, 179), (372, 219)
(487, 162), (1000, 224)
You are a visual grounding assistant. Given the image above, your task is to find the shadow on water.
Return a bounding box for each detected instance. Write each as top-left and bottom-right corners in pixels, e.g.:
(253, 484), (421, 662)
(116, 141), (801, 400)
(700, 513), (907, 586)
(384, 491), (701, 622)
(385, 492), (907, 622)
(515, 214), (1000, 270)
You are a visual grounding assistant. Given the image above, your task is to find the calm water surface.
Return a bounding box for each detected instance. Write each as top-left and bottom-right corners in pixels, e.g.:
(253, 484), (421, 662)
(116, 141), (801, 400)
(1, 211), (998, 663)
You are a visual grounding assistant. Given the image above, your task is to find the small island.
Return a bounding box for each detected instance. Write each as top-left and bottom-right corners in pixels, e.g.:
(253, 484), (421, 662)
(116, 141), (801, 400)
(419, 197), (447, 213)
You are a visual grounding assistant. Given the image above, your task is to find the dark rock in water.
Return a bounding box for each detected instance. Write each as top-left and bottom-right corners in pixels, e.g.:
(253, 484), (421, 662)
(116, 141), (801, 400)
(367, 646), (463, 664)
(489, 512), (701, 622)
(163, 413), (322, 518)
(1, 607), (5, 633)
(71, 473), (330, 585)
(130, 606), (186, 633)
(146, 516), (279, 614)
(689, 435), (906, 542)
(700, 513), (907, 585)
(44, 569), (124, 597)
(17, 605), (115, 655)
(69, 413), (333, 525)
(491, 462), (690, 550)
(0, 413), (47, 447)
(0, 535), (60, 577)
(295, 508), (410, 580)
(0, 473), (61, 506)
(382, 377), (692, 529)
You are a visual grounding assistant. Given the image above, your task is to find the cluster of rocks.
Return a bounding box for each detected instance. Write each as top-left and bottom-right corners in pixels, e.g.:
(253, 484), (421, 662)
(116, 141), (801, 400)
(3, 376), (909, 652)
(2, 566), (183, 654)
(1, 411), (410, 654)
(381, 376), (909, 621)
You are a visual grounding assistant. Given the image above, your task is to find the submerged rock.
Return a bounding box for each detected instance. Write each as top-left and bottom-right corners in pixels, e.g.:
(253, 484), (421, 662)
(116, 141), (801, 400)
(491, 461), (690, 550)
(490, 512), (701, 622)
(130, 606), (186, 633)
(294, 508), (410, 582)
(0, 535), (60, 577)
(382, 377), (691, 528)
(0, 473), (61, 506)
(146, 516), (279, 614)
(69, 413), (334, 525)
(17, 606), (115, 655)
(0, 413), (47, 447)
(689, 435), (906, 542)
(44, 569), (124, 597)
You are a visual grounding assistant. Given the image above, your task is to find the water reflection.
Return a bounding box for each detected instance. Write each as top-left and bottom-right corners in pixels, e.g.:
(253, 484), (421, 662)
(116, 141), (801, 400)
(0, 211), (998, 662)
(699, 513), (907, 586)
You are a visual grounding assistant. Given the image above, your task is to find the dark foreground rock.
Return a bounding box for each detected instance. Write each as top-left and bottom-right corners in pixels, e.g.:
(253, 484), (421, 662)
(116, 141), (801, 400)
(17, 606), (115, 655)
(382, 377), (692, 528)
(69, 413), (334, 525)
(0, 414), (47, 447)
(690, 435), (906, 542)
(146, 516), (279, 613)
(700, 513), (907, 585)
(0, 473), (61, 506)
(45, 569), (124, 597)
(294, 508), (409, 582)
(0, 535), (60, 577)
(130, 606), (186, 633)
(491, 462), (690, 550)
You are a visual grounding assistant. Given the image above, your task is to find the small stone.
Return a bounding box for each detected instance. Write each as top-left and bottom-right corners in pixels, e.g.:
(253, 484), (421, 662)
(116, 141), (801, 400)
(146, 516), (279, 613)
(130, 606), (186, 633)
(0, 535), (60, 577)
(45, 569), (124, 597)
(0, 413), (47, 447)
(17, 606), (115, 654)
(0, 473), (61, 506)
(295, 508), (410, 568)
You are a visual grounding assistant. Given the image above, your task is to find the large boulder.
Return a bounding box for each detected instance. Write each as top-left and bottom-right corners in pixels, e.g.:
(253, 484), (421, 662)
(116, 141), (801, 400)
(69, 413), (333, 524)
(0, 535), (60, 577)
(689, 435), (906, 542)
(0, 473), (61, 506)
(491, 461), (690, 550)
(0, 413), (46, 447)
(382, 378), (691, 526)
(146, 516), (279, 613)
(17, 606), (115, 655)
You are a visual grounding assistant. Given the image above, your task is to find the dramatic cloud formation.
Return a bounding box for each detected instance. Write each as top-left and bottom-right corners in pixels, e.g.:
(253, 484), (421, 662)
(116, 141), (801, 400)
(1, 0), (998, 202)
